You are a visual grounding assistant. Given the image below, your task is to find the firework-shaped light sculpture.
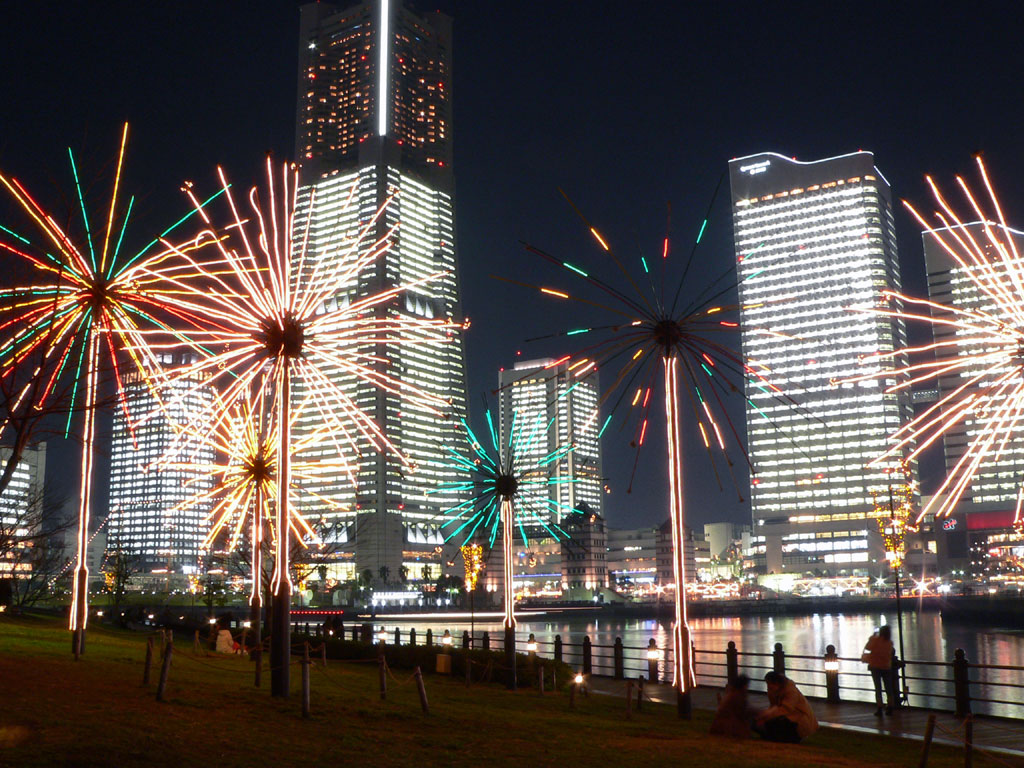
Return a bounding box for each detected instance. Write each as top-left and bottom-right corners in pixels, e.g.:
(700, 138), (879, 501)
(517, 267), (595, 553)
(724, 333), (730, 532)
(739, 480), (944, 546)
(433, 397), (584, 687)
(511, 190), (755, 714)
(0, 124), (215, 657)
(152, 158), (458, 697)
(845, 158), (1024, 538)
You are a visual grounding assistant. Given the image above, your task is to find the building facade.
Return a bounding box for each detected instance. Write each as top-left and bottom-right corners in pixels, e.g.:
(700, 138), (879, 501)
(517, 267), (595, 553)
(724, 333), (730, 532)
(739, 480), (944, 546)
(560, 510), (608, 594)
(0, 443), (45, 584)
(924, 222), (1024, 508)
(729, 151), (914, 576)
(107, 355), (214, 575)
(497, 358), (604, 534)
(294, 1), (469, 582)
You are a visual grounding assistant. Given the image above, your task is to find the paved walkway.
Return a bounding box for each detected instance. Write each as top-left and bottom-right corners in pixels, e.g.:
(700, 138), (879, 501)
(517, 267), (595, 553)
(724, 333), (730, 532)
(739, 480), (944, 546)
(589, 678), (1024, 763)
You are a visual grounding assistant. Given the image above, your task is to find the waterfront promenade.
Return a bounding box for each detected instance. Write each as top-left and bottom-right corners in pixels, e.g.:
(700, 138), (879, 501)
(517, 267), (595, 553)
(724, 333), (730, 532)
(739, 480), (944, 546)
(590, 678), (1024, 762)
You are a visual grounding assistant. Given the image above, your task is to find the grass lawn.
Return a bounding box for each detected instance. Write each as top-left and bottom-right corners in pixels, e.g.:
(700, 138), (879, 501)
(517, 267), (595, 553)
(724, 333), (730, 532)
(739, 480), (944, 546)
(0, 614), (969, 767)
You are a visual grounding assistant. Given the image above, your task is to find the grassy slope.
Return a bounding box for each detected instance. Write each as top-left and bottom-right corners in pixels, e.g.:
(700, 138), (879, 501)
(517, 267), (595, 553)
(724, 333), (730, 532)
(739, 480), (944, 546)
(0, 615), (967, 768)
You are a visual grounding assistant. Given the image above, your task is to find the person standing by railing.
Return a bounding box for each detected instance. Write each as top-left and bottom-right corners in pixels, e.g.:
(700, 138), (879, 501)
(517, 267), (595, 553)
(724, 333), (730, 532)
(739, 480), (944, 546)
(862, 625), (896, 716)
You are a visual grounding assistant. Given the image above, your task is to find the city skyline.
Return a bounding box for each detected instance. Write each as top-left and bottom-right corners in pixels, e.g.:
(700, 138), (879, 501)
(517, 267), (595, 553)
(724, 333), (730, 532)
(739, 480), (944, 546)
(0, 2), (1022, 534)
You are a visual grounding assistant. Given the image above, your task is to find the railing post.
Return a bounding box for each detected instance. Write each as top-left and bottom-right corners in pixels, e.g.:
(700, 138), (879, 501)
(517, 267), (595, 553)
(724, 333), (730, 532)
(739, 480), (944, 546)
(554, 634), (563, 664)
(613, 637), (624, 679)
(482, 631), (490, 651)
(648, 638), (659, 684)
(394, 627), (400, 646)
(773, 642), (785, 675)
(583, 636), (592, 675)
(953, 648), (971, 718)
(352, 625), (358, 642)
(824, 644), (840, 703)
(410, 628), (417, 646)
(726, 640), (738, 685)
(462, 630), (470, 650)
(426, 628), (433, 647)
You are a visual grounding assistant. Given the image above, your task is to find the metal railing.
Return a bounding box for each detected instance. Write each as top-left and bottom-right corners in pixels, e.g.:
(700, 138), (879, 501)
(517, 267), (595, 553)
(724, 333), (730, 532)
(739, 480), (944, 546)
(292, 619), (1024, 720)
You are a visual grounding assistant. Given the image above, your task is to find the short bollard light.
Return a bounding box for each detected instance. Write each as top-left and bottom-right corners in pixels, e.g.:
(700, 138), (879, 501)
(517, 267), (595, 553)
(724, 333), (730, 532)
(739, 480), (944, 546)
(824, 644), (841, 703)
(646, 639), (660, 683)
(441, 629), (453, 647)
(328, 629), (334, 636)
(97, 610), (104, 617)
(242, 620), (251, 629)
(208, 618), (217, 625)
(377, 627), (389, 644)
(574, 673), (584, 685)
(147, 614), (155, 620)
(527, 633), (538, 653)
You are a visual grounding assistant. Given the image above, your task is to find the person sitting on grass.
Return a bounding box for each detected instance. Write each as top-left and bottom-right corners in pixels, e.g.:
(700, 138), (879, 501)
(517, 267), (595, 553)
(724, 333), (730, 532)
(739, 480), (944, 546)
(710, 674), (753, 738)
(753, 671), (818, 743)
(215, 626), (241, 654)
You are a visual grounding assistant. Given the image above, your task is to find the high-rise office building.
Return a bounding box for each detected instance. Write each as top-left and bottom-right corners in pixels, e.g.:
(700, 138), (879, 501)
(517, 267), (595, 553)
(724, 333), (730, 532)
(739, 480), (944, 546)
(0, 443), (45, 581)
(924, 222), (1024, 508)
(498, 359), (604, 530)
(107, 354), (215, 575)
(294, 1), (468, 582)
(729, 151), (914, 577)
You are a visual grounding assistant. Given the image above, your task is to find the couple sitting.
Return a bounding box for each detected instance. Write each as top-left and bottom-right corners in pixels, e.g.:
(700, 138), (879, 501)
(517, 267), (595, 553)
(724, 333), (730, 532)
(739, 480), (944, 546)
(710, 671), (818, 743)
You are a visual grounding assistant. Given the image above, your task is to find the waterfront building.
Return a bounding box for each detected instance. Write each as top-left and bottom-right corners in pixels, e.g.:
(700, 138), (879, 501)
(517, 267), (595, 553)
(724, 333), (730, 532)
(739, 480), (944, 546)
(656, 521), (698, 587)
(497, 358), (604, 533)
(294, 0), (469, 583)
(106, 354), (214, 575)
(0, 443), (45, 581)
(560, 508), (608, 595)
(729, 151), (914, 577)
(605, 526), (659, 594)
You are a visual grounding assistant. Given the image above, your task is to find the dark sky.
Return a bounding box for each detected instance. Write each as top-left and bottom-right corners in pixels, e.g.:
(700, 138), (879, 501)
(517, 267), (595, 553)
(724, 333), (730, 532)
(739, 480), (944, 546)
(2, 1), (1022, 531)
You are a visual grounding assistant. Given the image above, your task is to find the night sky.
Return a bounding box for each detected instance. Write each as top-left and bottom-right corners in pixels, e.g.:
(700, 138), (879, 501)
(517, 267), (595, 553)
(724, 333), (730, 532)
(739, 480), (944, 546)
(2, 2), (1022, 531)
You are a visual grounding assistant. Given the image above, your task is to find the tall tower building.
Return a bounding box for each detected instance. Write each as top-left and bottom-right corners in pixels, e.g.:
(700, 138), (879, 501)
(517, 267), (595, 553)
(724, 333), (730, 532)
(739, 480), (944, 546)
(107, 353), (215, 575)
(497, 359), (604, 531)
(924, 222), (1024, 508)
(294, 1), (469, 583)
(729, 151), (913, 578)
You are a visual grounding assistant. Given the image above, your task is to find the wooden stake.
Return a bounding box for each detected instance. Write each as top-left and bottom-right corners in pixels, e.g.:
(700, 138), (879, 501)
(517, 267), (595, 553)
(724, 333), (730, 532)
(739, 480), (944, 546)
(919, 713), (936, 768)
(414, 666), (429, 715)
(378, 655), (387, 700)
(302, 644), (311, 719)
(538, 665), (545, 695)
(142, 637), (154, 686)
(964, 714), (973, 768)
(625, 680), (634, 720)
(155, 639), (173, 702)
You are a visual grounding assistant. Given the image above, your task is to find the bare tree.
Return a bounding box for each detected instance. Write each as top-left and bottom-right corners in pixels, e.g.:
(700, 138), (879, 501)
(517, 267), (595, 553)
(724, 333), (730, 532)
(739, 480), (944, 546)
(0, 486), (74, 610)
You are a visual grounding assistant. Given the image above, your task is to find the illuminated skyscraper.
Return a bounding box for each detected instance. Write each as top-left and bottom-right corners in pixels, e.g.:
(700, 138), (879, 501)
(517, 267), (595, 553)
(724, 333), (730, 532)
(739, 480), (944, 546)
(497, 359), (604, 531)
(924, 222), (1024, 508)
(294, 1), (468, 582)
(729, 151), (913, 577)
(0, 443), (45, 581)
(107, 354), (215, 575)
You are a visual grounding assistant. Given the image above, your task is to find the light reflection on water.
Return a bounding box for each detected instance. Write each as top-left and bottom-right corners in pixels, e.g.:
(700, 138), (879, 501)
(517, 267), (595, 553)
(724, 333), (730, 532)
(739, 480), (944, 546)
(371, 611), (1024, 717)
